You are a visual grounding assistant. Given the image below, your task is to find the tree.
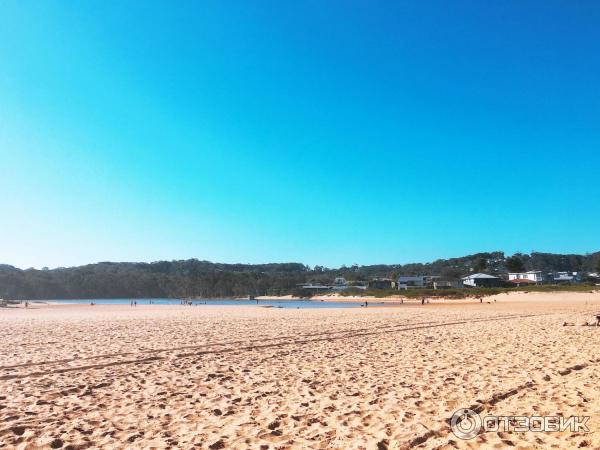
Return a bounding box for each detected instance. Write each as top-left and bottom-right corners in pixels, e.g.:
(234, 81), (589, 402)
(441, 267), (463, 279)
(473, 258), (487, 273)
(2, 251), (598, 299)
(505, 255), (525, 273)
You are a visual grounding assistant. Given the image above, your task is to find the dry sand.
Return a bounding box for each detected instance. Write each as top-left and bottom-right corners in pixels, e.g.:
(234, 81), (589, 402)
(1, 292), (599, 449)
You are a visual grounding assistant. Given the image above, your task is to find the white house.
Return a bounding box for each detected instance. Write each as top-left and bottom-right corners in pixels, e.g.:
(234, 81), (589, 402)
(397, 276), (426, 290)
(508, 271), (544, 283)
(333, 277), (348, 286)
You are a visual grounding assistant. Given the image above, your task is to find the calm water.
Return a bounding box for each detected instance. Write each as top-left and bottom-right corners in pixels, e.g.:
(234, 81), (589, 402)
(39, 298), (378, 309)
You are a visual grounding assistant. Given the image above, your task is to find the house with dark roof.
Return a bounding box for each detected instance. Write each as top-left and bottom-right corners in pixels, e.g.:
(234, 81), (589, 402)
(433, 279), (464, 289)
(462, 273), (502, 287)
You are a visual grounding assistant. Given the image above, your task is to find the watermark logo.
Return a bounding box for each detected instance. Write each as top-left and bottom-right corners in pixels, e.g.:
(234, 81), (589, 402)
(450, 409), (590, 440)
(450, 409), (482, 440)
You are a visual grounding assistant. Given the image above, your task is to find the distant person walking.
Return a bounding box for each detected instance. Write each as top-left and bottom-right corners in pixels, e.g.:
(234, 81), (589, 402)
(25, 301), (29, 309)
(365, 300), (368, 308)
(421, 297), (425, 305)
(134, 300), (137, 307)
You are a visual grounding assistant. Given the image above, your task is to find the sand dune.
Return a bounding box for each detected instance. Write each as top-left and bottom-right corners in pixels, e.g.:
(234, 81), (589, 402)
(1, 292), (599, 449)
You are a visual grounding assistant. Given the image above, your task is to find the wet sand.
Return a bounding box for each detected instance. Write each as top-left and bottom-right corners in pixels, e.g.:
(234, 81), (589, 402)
(1, 292), (599, 449)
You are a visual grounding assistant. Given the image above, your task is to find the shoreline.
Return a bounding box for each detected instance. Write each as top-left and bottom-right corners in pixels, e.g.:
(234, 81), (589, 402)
(7, 287), (597, 302)
(4, 290), (599, 310)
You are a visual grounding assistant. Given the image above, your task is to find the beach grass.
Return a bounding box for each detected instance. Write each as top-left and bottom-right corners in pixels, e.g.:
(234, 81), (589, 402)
(339, 283), (599, 299)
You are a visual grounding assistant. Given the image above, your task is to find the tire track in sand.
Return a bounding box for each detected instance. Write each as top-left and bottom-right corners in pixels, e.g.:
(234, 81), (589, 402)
(0, 313), (546, 381)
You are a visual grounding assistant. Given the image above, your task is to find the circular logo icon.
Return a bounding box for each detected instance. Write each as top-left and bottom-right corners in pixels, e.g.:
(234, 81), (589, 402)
(450, 408), (482, 440)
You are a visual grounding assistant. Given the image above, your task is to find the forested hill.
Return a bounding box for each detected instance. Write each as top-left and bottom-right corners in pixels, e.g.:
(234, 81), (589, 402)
(1, 251), (599, 299)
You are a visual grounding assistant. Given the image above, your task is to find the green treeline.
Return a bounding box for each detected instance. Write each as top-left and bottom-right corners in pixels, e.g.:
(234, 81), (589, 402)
(0, 251), (598, 299)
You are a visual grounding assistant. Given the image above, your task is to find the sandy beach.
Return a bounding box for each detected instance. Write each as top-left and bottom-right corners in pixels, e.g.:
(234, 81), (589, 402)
(1, 292), (599, 449)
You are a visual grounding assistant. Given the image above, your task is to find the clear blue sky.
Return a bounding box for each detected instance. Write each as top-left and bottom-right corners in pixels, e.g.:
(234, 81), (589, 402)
(1, 1), (598, 269)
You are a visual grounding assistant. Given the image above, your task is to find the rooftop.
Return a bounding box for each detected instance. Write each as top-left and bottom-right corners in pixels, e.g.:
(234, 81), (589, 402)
(508, 271), (542, 275)
(463, 273), (498, 279)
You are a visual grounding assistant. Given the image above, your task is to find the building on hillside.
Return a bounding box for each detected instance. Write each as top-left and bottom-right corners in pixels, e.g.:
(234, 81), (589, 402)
(433, 279), (464, 289)
(552, 272), (581, 283)
(424, 275), (440, 287)
(298, 277), (354, 293)
(462, 273), (502, 288)
(333, 277), (348, 287)
(508, 271), (544, 284)
(397, 276), (426, 290)
(368, 278), (396, 289)
(296, 283), (333, 294)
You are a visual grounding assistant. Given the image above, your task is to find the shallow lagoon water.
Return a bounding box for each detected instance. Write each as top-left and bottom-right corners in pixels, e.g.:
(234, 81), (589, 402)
(40, 298), (378, 309)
